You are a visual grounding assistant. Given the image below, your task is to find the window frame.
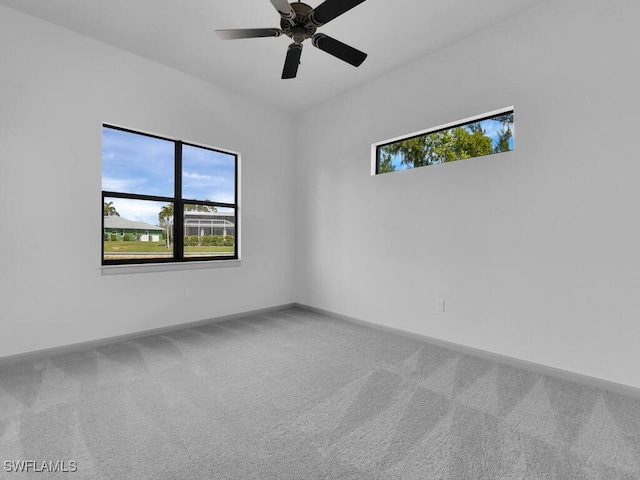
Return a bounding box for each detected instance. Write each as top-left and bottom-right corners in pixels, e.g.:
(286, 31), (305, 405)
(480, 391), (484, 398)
(101, 124), (239, 266)
(372, 106), (514, 175)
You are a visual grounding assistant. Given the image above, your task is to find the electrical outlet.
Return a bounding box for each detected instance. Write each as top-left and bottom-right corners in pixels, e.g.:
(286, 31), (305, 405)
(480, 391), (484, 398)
(436, 298), (445, 312)
(186, 288), (192, 299)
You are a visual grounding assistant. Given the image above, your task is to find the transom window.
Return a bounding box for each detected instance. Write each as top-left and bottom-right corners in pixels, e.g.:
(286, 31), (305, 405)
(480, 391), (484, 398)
(102, 125), (238, 265)
(373, 108), (514, 174)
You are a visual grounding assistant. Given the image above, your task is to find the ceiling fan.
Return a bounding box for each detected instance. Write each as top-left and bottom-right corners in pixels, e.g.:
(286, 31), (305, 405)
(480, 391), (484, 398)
(216, 0), (368, 79)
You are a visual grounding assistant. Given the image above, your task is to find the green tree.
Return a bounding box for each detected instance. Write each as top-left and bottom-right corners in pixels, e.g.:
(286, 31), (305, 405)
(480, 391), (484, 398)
(378, 153), (396, 173)
(493, 126), (513, 153)
(103, 201), (120, 217)
(380, 125), (494, 169)
(159, 204), (174, 248)
(185, 204), (218, 213)
(447, 125), (494, 161)
(493, 113), (514, 153)
(493, 112), (514, 125)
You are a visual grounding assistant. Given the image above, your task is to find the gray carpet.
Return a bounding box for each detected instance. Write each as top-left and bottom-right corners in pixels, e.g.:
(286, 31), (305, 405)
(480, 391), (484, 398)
(1, 307), (640, 479)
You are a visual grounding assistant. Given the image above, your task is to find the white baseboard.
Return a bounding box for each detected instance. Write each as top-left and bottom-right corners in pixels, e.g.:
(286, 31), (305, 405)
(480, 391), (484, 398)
(5, 301), (639, 400)
(0, 303), (297, 366)
(295, 303), (640, 400)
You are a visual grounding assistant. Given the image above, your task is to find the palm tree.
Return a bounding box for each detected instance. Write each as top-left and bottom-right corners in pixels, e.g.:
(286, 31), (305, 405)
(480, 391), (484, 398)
(185, 203), (218, 213)
(103, 201), (120, 217)
(159, 204), (174, 248)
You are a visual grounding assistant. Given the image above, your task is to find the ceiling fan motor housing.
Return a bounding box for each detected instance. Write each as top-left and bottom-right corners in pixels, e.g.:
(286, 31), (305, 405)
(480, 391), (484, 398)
(280, 2), (317, 44)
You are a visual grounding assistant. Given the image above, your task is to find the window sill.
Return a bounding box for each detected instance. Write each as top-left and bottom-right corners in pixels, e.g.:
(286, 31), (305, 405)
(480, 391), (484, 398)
(101, 259), (241, 275)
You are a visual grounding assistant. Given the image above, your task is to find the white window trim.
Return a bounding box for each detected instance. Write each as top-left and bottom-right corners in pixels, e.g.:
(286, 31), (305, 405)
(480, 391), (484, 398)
(101, 259), (241, 275)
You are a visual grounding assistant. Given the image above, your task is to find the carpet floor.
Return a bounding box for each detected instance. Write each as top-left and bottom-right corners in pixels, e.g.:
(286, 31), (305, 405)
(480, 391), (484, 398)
(1, 307), (640, 479)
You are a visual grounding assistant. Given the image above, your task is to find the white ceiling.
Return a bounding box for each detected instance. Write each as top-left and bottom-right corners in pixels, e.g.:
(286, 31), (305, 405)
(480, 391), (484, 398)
(0, 0), (540, 114)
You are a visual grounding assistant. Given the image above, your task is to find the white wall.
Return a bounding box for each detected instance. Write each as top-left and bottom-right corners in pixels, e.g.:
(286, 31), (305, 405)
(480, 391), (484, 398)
(0, 6), (296, 357)
(3, 1), (640, 391)
(295, 0), (640, 389)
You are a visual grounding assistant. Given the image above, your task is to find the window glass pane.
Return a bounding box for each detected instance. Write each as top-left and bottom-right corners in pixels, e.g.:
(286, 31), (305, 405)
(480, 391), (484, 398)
(183, 206), (236, 258)
(101, 124), (239, 266)
(102, 126), (175, 197)
(182, 144), (235, 203)
(377, 111), (514, 174)
(103, 197), (173, 261)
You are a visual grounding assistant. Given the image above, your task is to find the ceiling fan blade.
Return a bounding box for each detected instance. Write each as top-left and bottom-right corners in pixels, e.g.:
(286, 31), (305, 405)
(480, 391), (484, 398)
(216, 28), (282, 40)
(312, 34), (367, 67)
(269, 0), (296, 22)
(282, 43), (303, 79)
(308, 0), (367, 26)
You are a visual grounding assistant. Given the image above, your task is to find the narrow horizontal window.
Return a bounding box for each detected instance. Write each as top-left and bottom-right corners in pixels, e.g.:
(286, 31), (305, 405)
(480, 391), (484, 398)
(373, 108), (514, 174)
(102, 125), (239, 266)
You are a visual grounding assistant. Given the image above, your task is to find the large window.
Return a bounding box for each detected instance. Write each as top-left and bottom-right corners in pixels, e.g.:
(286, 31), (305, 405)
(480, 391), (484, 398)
(102, 125), (238, 265)
(374, 108), (514, 174)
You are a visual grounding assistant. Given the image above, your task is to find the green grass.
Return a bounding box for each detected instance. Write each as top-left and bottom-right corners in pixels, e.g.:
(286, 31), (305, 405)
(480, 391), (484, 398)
(104, 241), (234, 254)
(186, 245), (234, 253)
